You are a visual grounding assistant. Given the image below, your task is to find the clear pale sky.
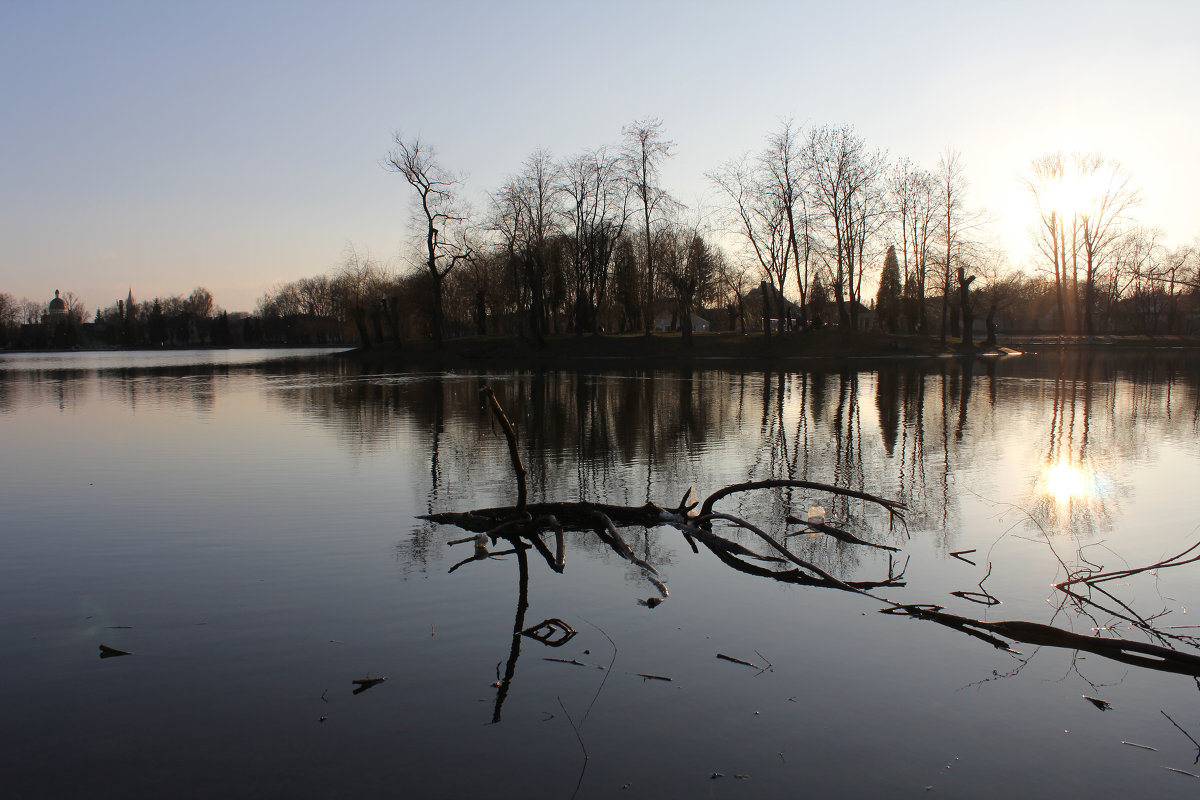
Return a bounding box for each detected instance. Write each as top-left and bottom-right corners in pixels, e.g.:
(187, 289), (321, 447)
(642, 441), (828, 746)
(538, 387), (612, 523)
(3, 0), (1196, 313)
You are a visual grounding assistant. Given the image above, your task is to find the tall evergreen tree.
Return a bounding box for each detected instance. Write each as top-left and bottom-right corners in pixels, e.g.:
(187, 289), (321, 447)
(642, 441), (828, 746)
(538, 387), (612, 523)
(876, 245), (902, 333)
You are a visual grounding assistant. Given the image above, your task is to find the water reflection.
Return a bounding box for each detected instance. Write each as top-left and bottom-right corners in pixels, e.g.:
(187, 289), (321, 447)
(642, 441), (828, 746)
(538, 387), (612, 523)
(5, 348), (1200, 797)
(10, 349), (1196, 552)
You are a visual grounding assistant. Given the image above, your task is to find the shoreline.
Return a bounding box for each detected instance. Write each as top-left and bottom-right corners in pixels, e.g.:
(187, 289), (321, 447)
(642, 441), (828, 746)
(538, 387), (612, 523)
(338, 330), (1200, 369)
(6, 331), (1199, 367)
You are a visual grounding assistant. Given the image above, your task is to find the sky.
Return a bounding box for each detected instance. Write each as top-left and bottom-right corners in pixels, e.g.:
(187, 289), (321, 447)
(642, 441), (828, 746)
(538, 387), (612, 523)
(2, 0), (1197, 313)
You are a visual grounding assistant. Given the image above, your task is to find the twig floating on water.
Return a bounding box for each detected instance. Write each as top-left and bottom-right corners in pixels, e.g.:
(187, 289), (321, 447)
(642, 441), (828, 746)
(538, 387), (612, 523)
(1082, 695), (1112, 711)
(717, 653), (760, 669)
(545, 657), (586, 667)
(98, 644), (131, 658)
(951, 590), (1002, 606)
(351, 677), (387, 694)
(1122, 741), (1158, 751)
(1162, 766), (1200, 779)
(636, 673), (672, 681)
(523, 618), (577, 647)
(1162, 710), (1200, 760)
(950, 548), (977, 566)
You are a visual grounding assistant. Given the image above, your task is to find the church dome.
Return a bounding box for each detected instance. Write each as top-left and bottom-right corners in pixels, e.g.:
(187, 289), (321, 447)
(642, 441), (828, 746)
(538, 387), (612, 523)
(48, 290), (66, 311)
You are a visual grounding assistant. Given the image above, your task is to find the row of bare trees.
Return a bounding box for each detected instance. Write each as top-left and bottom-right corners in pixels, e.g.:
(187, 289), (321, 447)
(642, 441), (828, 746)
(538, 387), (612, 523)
(1024, 152), (1198, 335)
(260, 122), (1200, 349)
(8, 123), (1196, 352)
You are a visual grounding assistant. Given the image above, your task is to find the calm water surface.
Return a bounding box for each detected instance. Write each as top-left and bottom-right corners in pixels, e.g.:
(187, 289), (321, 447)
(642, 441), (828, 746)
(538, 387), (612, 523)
(3, 347), (1200, 798)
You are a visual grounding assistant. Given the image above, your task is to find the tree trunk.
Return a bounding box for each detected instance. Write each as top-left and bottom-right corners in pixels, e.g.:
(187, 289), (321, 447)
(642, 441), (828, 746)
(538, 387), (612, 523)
(957, 267), (975, 347)
(475, 291), (487, 337)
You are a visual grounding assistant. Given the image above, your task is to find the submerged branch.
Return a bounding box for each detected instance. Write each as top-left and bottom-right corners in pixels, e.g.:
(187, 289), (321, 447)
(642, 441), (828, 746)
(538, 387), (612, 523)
(892, 606), (1200, 677)
(700, 478), (906, 520)
(425, 390), (1200, 688)
(784, 516), (901, 552)
(481, 386), (527, 512)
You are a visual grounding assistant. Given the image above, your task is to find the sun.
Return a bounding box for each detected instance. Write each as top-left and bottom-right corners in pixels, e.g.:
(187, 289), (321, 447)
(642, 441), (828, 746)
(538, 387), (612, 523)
(1040, 155), (1118, 219)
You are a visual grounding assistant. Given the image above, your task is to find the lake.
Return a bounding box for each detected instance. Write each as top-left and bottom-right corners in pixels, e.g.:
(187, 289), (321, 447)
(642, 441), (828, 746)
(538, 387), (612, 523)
(3, 347), (1200, 798)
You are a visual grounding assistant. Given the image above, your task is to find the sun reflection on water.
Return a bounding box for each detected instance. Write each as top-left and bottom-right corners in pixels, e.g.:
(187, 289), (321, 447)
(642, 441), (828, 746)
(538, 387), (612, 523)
(1040, 459), (1096, 505)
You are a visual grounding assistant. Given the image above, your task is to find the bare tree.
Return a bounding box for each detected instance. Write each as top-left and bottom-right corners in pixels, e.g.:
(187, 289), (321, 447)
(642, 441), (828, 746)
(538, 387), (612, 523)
(560, 147), (630, 335)
(19, 298), (43, 326)
(621, 118), (675, 336)
(659, 225), (718, 347)
(0, 292), (16, 329)
(889, 159), (937, 333)
(385, 134), (471, 348)
(183, 287), (214, 319)
(767, 120), (812, 319)
(1023, 152), (1072, 334)
(974, 255), (1025, 346)
(332, 247), (389, 348)
(934, 149), (987, 343)
(1106, 226), (1163, 331)
(61, 291), (88, 325)
(1074, 154), (1140, 335)
(492, 148), (564, 347)
(803, 124), (886, 330)
(709, 120), (814, 334)
(709, 155), (790, 338)
(713, 251), (752, 332)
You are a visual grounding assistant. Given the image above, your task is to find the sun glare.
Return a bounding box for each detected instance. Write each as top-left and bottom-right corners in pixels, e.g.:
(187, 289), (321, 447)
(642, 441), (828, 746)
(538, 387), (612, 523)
(1040, 459), (1093, 505)
(1041, 158), (1117, 219)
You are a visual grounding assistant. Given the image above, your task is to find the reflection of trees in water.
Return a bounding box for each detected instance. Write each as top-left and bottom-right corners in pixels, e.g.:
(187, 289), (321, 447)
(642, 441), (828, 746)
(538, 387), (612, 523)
(0, 370), (94, 412)
(1024, 352), (1200, 538)
(1, 366), (233, 415)
(260, 353), (1200, 565)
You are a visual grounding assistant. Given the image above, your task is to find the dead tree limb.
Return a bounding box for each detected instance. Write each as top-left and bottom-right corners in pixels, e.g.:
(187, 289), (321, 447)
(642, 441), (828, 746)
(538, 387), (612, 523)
(700, 479), (906, 520)
(481, 385), (527, 512)
(891, 605), (1200, 676)
(1058, 539), (1200, 589)
(784, 517), (901, 552)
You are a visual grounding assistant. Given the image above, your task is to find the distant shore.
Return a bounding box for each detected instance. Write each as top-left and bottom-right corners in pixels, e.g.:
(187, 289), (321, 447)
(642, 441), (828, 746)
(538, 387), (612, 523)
(7, 332), (1198, 367)
(341, 330), (1200, 369)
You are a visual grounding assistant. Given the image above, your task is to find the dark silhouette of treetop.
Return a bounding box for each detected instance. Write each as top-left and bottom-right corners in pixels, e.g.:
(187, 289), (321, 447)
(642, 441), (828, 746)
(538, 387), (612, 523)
(385, 133), (472, 347)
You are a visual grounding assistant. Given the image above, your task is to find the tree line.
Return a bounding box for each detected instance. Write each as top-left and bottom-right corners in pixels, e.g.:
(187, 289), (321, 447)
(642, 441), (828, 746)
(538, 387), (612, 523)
(6, 118), (1197, 351)
(321, 117), (1197, 348)
(0, 286), (250, 349)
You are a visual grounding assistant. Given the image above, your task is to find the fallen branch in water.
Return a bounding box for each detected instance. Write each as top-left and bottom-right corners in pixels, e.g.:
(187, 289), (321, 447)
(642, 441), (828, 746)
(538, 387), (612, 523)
(423, 390), (1200, 683)
(480, 385), (526, 512)
(888, 605), (1200, 676)
(1060, 539), (1200, 589)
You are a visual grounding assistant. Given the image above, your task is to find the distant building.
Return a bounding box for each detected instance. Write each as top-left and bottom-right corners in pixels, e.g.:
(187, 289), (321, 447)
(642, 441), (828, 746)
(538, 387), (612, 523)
(44, 290), (68, 326)
(653, 311), (709, 333)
